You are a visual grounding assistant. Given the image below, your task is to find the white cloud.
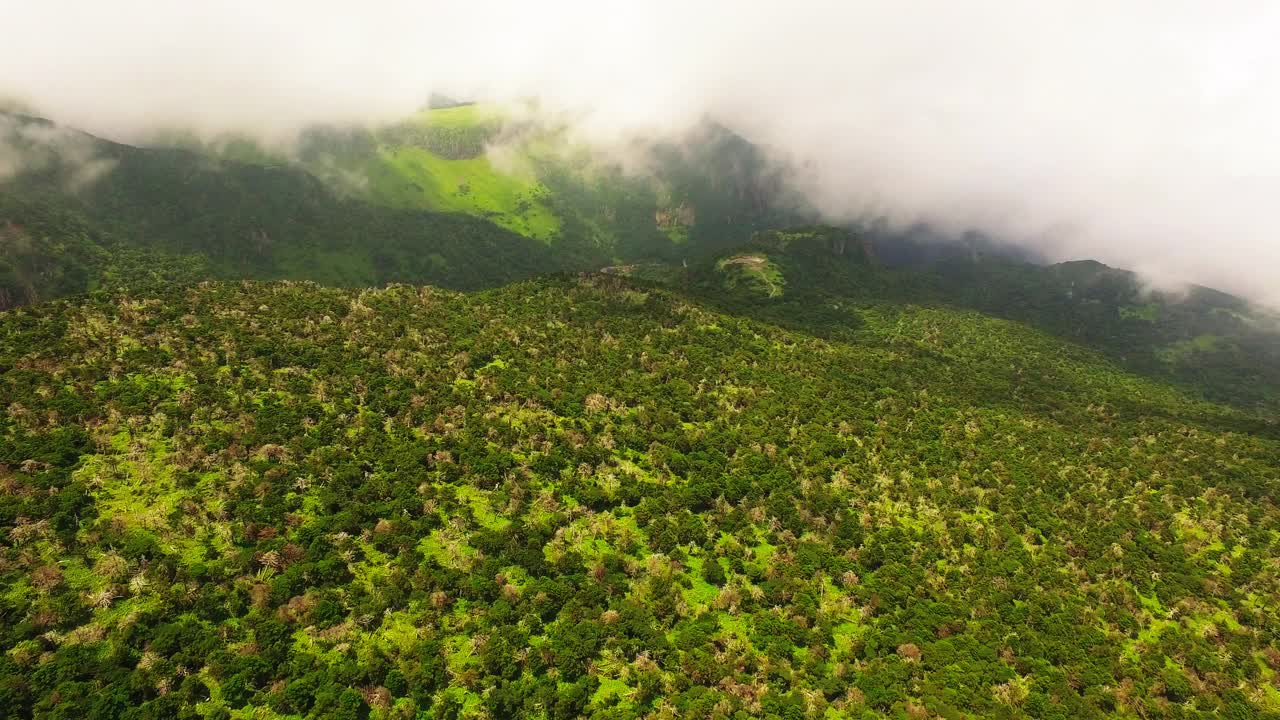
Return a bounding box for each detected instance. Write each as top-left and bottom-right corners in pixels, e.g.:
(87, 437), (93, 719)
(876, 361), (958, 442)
(0, 115), (117, 188)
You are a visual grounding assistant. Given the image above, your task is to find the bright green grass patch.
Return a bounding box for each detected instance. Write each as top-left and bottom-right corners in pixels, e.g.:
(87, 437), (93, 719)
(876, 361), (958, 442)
(539, 504), (645, 565)
(411, 104), (501, 129)
(1185, 608), (1243, 635)
(1136, 589), (1164, 615)
(1122, 618), (1178, 663)
(445, 634), (481, 677)
(454, 484), (512, 531)
(2, 578), (33, 610)
(78, 441), (187, 535)
(227, 704), (290, 720)
(369, 146), (561, 241)
(591, 676), (635, 709)
(716, 253), (785, 298)
(373, 611), (426, 656)
(1262, 683), (1280, 712)
(831, 621), (864, 654)
(614, 457), (663, 484)
(57, 557), (99, 593)
(349, 540), (393, 595)
(177, 528), (225, 570)
(419, 530), (480, 571)
(751, 536), (778, 568)
(718, 613), (751, 641)
(108, 430), (131, 452)
(681, 556), (722, 608)
(95, 593), (165, 629)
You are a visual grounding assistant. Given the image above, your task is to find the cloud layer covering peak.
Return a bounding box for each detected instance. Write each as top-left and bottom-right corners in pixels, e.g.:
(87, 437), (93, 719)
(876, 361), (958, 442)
(4, 1), (1280, 301)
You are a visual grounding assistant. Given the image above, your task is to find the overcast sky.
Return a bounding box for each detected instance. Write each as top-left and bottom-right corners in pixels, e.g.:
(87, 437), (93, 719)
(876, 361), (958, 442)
(3, 1), (1279, 302)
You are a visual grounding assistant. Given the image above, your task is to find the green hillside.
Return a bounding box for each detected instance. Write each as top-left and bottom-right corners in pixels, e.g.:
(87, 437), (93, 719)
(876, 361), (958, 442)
(363, 106), (563, 241)
(295, 104), (803, 259)
(369, 145), (561, 241)
(1, 276), (1278, 719)
(4, 128), (1278, 417)
(1, 108), (800, 306)
(0, 113), (570, 306)
(675, 227), (1280, 411)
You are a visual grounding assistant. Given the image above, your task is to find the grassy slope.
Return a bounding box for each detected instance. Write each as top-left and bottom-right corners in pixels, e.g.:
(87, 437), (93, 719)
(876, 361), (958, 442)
(356, 105), (794, 259)
(365, 106), (563, 242)
(369, 146), (561, 241)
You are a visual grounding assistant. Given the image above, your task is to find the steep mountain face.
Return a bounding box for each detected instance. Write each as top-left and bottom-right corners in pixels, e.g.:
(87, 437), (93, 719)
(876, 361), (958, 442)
(1, 277), (1277, 718)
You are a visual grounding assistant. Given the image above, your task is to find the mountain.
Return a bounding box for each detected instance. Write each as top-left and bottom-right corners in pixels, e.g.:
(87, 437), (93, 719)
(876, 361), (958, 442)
(0, 112), (566, 306)
(5, 108), (1280, 413)
(296, 103), (804, 260)
(1, 275), (1278, 719)
(1, 108), (800, 308)
(661, 227), (1280, 411)
(6, 109), (1279, 413)
(126, 103), (803, 261)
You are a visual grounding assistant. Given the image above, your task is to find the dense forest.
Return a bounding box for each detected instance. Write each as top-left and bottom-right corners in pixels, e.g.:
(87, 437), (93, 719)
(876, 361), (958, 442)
(1, 275), (1278, 718)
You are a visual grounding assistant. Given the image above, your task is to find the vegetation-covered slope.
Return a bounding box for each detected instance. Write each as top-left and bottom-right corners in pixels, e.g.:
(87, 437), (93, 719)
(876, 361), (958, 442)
(2, 276), (1278, 719)
(0, 194), (210, 310)
(682, 227), (1280, 411)
(363, 105), (563, 241)
(302, 104), (802, 259)
(1, 107), (800, 306)
(0, 113), (569, 305)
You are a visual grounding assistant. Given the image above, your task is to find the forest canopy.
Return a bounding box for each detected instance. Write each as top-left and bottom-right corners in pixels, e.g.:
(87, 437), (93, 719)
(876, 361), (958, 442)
(1, 275), (1277, 719)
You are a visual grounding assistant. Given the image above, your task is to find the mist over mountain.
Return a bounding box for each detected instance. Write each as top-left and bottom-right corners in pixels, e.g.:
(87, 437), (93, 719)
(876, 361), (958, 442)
(4, 2), (1279, 303)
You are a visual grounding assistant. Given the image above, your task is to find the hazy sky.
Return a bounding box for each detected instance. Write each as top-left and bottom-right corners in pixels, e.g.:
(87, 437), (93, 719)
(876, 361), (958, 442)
(3, 2), (1279, 301)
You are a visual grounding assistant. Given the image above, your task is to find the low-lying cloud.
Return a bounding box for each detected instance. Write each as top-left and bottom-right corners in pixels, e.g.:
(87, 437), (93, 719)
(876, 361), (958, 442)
(0, 115), (118, 191)
(3, 2), (1279, 302)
